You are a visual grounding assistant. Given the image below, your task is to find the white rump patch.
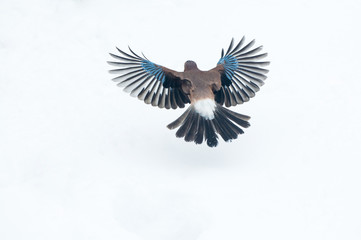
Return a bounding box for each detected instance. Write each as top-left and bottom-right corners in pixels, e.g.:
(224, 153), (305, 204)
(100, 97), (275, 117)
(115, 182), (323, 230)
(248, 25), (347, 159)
(194, 99), (216, 120)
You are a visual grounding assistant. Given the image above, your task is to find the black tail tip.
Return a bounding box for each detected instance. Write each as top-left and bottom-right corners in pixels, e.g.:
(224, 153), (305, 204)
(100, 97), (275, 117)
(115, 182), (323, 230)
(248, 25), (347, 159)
(207, 137), (218, 147)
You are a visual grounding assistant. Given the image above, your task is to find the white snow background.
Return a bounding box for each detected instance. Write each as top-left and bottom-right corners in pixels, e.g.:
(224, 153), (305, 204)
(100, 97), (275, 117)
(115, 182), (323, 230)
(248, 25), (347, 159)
(1, 0), (361, 239)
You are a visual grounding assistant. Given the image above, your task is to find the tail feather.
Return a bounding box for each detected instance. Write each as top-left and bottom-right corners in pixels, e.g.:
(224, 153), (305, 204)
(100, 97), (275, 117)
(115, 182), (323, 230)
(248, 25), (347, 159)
(212, 115), (231, 142)
(219, 107), (250, 128)
(176, 110), (195, 138)
(222, 114), (245, 136)
(178, 109), (198, 139)
(215, 110), (239, 139)
(185, 114), (200, 142)
(167, 103), (250, 147)
(221, 107), (251, 121)
(204, 120), (218, 147)
(167, 107), (192, 129)
(194, 118), (205, 144)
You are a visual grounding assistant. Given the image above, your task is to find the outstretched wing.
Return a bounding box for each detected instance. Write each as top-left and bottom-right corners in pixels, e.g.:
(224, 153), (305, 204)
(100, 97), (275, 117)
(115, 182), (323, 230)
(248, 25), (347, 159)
(213, 37), (270, 107)
(108, 47), (190, 109)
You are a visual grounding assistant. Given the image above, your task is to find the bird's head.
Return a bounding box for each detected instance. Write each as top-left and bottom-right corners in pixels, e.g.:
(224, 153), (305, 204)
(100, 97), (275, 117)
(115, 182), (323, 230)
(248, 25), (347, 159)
(184, 60), (198, 71)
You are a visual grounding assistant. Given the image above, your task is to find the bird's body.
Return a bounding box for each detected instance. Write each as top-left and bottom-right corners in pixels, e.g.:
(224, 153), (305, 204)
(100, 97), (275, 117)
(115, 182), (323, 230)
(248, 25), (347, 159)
(180, 62), (222, 102)
(108, 37), (269, 147)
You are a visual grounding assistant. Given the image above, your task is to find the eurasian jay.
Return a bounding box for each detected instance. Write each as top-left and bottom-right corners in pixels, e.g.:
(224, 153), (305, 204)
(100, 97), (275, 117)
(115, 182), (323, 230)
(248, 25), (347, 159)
(108, 37), (269, 147)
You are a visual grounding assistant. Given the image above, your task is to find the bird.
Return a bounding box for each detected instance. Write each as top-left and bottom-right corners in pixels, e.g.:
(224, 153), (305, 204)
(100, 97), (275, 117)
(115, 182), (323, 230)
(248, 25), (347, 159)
(108, 37), (270, 147)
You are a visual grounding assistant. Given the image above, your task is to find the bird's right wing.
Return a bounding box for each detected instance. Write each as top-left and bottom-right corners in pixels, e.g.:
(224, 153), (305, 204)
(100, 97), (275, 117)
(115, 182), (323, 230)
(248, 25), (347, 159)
(108, 47), (190, 109)
(213, 37), (270, 107)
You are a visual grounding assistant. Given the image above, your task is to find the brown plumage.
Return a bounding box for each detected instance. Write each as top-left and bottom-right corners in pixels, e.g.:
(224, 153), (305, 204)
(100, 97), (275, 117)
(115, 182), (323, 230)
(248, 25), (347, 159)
(108, 37), (270, 147)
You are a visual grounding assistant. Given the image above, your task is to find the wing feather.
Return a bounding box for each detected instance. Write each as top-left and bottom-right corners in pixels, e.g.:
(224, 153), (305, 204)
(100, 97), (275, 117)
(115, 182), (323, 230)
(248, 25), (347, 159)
(108, 47), (190, 109)
(213, 37), (269, 106)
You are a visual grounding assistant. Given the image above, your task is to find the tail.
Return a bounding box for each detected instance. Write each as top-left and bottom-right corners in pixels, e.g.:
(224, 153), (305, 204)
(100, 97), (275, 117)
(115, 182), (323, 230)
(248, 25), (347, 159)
(167, 103), (250, 147)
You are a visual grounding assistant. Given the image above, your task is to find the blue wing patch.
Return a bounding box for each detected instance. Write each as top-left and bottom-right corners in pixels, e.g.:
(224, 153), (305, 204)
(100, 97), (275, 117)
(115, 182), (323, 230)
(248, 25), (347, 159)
(141, 60), (166, 84)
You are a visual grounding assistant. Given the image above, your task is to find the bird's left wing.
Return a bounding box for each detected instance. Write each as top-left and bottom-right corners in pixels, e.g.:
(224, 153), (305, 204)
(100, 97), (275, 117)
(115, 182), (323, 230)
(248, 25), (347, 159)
(108, 47), (190, 109)
(212, 37), (270, 107)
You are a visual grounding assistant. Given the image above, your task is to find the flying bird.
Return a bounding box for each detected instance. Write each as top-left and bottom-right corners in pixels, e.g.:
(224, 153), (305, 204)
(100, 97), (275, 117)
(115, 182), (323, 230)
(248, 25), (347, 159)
(108, 37), (269, 147)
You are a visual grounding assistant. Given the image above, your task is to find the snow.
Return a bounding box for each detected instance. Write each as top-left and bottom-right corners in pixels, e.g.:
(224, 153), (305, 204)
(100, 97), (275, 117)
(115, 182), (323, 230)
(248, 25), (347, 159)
(1, 0), (361, 239)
